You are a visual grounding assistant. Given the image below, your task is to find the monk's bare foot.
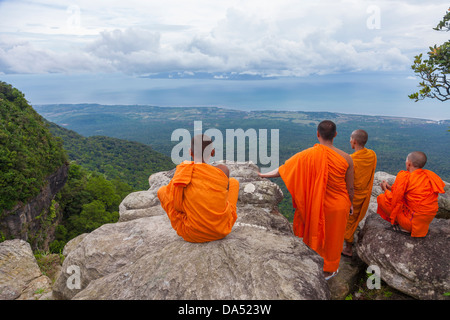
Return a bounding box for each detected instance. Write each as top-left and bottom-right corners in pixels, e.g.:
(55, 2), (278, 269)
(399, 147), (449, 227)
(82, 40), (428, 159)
(399, 226), (410, 233)
(342, 247), (352, 257)
(323, 270), (339, 280)
(342, 243), (353, 257)
(391, 224), (411, 234)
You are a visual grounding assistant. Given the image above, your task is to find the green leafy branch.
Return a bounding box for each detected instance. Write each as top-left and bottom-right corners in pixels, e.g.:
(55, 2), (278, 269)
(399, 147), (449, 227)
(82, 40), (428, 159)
(433, 8), (450, 31)
(409, 8), (450, 102)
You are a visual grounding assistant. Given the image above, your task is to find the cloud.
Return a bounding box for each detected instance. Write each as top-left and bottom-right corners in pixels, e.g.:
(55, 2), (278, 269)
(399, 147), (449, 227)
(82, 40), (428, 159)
(0, 0), (448, 76)
(88, 28), (161, 55)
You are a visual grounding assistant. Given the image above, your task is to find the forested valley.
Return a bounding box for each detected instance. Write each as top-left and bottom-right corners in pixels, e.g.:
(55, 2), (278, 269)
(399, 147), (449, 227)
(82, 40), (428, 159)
(2, 82), (449, 253)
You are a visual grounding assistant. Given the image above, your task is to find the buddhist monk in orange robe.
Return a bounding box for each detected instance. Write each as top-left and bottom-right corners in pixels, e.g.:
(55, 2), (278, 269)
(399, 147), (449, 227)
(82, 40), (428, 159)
(259, 120), (354, 279)
(342, 130), (377, 257)
(158, 134), (239, 243)
(377, 151), (445, 237)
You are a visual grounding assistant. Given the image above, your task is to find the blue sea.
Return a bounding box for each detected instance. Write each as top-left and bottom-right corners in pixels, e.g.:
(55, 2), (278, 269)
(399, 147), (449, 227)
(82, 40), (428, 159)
(1, 71), (449, 120)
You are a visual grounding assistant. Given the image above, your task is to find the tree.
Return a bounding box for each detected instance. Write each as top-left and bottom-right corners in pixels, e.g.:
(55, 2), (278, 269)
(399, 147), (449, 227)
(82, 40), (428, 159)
(409, 8), (450, 102)
(50, 163), (127, 252)
(69, 200), (119, 234)
(85, 175), (121, 211)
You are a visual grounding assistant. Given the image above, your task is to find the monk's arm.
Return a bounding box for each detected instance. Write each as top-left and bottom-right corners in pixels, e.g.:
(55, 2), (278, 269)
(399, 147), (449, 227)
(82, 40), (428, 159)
(258, 167), (280, 178)
(345, 157), (354, 205)
(215, 164), (230, 177)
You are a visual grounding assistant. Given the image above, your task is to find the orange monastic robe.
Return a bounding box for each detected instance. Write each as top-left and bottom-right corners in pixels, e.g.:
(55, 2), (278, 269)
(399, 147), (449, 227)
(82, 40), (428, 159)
(377, 169), (445, 237)
(344, 148), (377, 243)
(279, 144), (351, 272)
(157, 161), (239, 243)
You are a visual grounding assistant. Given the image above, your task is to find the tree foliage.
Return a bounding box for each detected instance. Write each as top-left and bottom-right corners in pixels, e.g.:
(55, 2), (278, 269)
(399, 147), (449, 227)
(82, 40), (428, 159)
(50, 164), (128, 253)
(46, 121), (175, 190)
(0, 82), (67, 213)
(44, 119), (175, 253)
(409, 8), (450, 102)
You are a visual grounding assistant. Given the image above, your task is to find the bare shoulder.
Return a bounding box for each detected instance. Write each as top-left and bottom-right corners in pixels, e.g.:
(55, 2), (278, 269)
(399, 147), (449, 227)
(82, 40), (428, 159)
(333, 147), (353, 167)
(214, 164), (230, 177)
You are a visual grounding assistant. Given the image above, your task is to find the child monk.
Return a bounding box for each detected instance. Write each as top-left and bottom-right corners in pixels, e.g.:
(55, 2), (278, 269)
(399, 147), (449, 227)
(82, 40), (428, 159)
(377, 151), (445, 237)
(342, 130), (377, 257)
(157, 134), (239, 243)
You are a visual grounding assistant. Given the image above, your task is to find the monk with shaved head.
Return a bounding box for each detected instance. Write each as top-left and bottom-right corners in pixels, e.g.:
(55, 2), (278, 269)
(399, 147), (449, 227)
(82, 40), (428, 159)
(158, 134), (239, 242)
(377, 151), (445, 237)
(407, 151), (427, 168)
(342, 129), (377, 257)
(259, 120), (354, 280)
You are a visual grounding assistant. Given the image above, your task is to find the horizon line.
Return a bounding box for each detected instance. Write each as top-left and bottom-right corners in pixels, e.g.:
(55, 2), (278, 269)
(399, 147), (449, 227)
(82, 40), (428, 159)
(34, 103), (450, 123)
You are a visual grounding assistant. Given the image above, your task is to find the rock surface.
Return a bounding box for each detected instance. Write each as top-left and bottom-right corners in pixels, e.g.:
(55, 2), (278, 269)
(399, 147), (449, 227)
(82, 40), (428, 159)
(356, 213), (450, 300)
(47, 167), (450, 300)
(53, 162), (330, 300)
(0, 239), (52, 300)
(327, 255), (365, 300)
(0, 164), (69, 251)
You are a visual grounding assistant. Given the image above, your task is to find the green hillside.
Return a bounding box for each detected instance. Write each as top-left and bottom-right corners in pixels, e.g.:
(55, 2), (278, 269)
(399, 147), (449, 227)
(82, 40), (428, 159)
(46, 122), (175, 191)
(0, 82), (177, 252)
(0, 82), (67, 213)
(44, 121), (176, 252)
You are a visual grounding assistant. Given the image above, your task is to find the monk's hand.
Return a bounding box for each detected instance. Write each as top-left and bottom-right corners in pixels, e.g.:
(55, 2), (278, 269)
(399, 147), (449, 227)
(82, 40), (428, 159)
(349, 205), (354, 215)
(381, 181), (392, 191)
(257, 168), (280, 178)
(258, 171), (272, 178)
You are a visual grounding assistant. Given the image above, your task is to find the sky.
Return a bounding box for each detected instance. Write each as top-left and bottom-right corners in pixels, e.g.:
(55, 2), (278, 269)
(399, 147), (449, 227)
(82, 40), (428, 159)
(0, 0), (449, 120)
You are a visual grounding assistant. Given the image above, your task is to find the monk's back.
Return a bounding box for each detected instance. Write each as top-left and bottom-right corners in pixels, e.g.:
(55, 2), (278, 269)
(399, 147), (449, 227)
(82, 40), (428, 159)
(351, 148), (377, 191)
(317, 145), (351, 273)
(324, 146), (350, 199)
(158, 161), (239, 243)
(405, 169), (440, 213)
(183, 163), (230, 219)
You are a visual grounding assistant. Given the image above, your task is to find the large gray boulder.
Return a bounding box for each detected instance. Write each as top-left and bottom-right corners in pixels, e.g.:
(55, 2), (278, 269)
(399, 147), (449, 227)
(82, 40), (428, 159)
(0, 239), (53, 300)
(356, 214), (450, 300)
(53, 162), (330, 300)
(356, 172), (450, 300)
(54, 215), (327, 300)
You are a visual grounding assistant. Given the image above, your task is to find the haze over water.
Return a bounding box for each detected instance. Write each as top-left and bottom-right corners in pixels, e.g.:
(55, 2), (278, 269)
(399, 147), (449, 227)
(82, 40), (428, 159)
(2, 72), (449, 121)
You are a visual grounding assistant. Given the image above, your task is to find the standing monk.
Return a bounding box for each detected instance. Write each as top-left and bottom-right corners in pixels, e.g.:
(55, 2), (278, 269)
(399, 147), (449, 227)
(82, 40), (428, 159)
(377, 151), (445, 237)
(259, 120), (354, 280)
(342, 130), (377, 257)
(158, 134), (239, 243)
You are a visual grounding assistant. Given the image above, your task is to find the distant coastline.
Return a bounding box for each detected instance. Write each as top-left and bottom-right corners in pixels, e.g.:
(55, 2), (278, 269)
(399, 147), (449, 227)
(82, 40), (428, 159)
(35, 103), (450, 124)
(3, 72), (450, 121)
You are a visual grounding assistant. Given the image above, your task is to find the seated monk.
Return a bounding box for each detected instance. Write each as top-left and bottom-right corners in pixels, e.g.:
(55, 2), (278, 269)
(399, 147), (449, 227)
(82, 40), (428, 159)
(259, 120), (354, 280)
(377, 151), (445, 237)
(157, 134), (239, 243)
(342, 129), (377, 257)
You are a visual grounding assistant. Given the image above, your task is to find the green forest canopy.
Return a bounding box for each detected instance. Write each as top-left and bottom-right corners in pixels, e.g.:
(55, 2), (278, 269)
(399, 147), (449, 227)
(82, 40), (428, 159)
(46, 121), (175, 191)
(0, 82), (67, 213)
